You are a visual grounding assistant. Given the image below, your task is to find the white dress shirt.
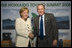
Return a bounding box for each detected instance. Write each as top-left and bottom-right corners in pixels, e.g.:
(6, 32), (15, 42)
(39, 14), (46, 36)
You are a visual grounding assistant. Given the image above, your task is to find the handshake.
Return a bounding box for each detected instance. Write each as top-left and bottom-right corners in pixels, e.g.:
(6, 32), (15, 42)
(28, 33), (34, 39)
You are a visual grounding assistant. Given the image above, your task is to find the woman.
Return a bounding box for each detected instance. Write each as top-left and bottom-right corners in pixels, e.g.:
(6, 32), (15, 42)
(15, 7), (34, 47)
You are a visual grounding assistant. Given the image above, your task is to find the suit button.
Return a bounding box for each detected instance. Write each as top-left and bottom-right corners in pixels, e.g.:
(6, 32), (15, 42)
(28, 27), (29, 29)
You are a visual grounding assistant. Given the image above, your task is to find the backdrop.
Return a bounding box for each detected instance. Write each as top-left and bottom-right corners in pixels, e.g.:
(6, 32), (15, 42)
(1, 1), (71, 45)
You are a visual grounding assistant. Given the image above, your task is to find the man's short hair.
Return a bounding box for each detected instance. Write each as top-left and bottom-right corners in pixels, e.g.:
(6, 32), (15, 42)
(37, 4), (45, 9)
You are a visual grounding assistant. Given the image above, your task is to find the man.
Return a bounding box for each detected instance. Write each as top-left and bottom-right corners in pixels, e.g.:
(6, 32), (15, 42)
(33, 4), (58, 47)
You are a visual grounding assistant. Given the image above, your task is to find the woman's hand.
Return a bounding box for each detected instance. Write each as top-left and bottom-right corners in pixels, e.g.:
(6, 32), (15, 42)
(29, 33), (34, 39)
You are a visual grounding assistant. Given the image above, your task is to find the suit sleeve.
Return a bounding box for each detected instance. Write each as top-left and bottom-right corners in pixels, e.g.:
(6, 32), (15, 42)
(33, 17), (38, 37)
(15, 19), (30, 38)
(50, 14), (58, 41)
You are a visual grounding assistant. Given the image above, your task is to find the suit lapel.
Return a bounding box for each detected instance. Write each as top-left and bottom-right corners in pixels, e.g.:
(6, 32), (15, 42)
(37, 16), (39, 30)
(44, 13), (49, 35)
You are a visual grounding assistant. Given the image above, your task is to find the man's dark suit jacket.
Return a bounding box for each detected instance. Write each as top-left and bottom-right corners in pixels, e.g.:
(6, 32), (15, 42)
(33, 13), (58, 47)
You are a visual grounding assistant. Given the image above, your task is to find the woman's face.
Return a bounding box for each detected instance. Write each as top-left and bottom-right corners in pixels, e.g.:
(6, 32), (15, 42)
(21, 10), (28, 20)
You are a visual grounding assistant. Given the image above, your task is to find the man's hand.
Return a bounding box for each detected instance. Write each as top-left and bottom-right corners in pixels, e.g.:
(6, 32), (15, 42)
(29, 33), (34, 39)
(53, 40), (57, 47)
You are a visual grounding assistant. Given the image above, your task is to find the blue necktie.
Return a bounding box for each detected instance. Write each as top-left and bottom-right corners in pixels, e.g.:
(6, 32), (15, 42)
(40, 16), (44, 40)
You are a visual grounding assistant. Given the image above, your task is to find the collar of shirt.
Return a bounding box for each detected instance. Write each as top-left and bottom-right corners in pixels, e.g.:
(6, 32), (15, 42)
(40, 14), (45, 21)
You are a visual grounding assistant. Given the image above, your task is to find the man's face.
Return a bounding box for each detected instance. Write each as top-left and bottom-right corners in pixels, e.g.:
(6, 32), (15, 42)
(37, 5), (45, 16)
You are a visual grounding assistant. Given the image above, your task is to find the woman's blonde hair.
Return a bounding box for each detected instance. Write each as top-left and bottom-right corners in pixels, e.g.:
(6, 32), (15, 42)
(19, 7), (29, 17)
